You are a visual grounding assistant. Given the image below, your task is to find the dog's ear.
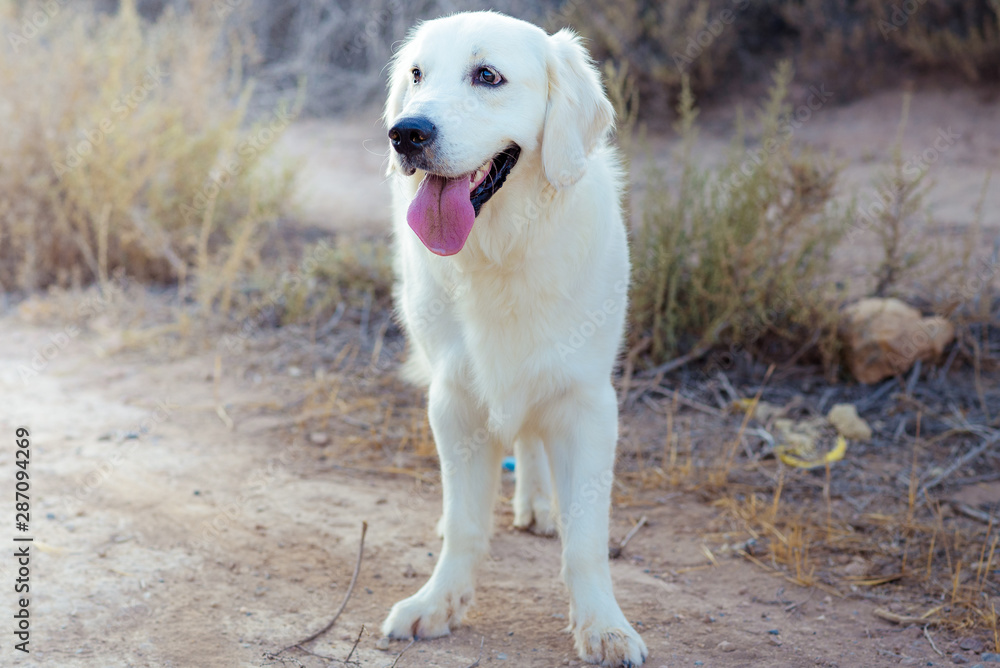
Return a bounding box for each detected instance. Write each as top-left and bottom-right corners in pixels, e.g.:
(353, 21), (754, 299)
(541, 29), (615, 189)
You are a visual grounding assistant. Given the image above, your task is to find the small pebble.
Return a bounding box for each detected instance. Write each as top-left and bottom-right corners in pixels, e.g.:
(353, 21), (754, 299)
(309, 432), (329, 446)
(982, 654), (1000, 663)
(951, 655), (969, 665)
(376, 637), (390, 651)
(960, 639), (984, 652)
(767, 629), (780, 635)
(716, 640), (736, 652)
(497, 653), (508, 660)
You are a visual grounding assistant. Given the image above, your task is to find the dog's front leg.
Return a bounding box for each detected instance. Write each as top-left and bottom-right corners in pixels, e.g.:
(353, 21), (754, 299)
(547, 384), (648, 668)
(382, 376), (501, 639)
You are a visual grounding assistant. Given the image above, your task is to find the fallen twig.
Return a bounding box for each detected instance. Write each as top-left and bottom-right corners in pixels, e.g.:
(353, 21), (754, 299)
(389, 638), (415, 668)
(953, 502), (997, 524)
(344, 625), (366, 664)
(873, 606), (943, 626)
(213, 355), (235, 431)
(716, 370), (740, 404)
(784, 587), (816, 612)
(463, 636), (485, 668)
(638, 343), (712, 379)
(644, 387), (724, 418)
(278, 521), (368, 656)
(610, 515), (648, 559)
(921, 432), (1000, 494)
(923, 625), (944, 657)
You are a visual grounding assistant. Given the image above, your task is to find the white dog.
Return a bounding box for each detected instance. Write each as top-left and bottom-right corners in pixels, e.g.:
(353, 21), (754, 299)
(380, 11), (647, 667)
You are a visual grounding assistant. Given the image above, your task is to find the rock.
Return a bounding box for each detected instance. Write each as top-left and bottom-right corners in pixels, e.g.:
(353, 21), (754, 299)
(717, 640), (736, 652)
(839, 298), (954, 384)
(959, 638), (984, 652)
(375, 636), (390, 651)
(827, 404), (872, 441)
(981, 652), (1000, 662)
(309, 432), (329, 446)
(843, 556), (869, 577)
(953, 654), (970, 664)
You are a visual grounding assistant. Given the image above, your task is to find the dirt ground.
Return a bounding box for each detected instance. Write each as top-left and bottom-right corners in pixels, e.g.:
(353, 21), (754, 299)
(0, 318), (958, 668)
(1, 85), (998, 667)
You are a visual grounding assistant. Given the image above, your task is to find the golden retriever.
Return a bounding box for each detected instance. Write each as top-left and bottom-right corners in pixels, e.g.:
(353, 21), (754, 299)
(380, 11), (646, 667)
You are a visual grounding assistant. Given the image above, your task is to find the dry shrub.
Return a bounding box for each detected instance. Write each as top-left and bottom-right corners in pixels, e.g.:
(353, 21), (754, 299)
(274, 235), (395, 327)
(714, 470), (999, 641)
(563, 0), (1000, 111)
(0, 0), (295, 299)
(628, 63), (849, 370)
(634, 398), (1000, 642)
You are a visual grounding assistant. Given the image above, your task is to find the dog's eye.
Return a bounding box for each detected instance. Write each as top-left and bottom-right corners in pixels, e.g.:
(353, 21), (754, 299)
(476, 66), (503, 86)
(411, 68), (422, 84)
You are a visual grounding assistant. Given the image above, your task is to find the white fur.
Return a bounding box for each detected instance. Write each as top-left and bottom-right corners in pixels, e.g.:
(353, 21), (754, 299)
(381, 12), (647, 667)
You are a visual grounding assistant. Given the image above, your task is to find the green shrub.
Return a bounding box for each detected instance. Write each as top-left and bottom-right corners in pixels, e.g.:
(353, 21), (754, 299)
(628, 63), (850, 370)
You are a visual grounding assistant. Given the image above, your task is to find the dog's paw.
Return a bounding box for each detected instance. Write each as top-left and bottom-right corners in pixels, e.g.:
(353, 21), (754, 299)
(381, 586), (474, 640)
(512, 493), (557, 536)
(573, 621), (648, 668)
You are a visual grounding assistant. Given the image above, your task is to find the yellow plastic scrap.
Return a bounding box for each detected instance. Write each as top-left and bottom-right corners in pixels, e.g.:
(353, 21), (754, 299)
(776, 435), (848, 469)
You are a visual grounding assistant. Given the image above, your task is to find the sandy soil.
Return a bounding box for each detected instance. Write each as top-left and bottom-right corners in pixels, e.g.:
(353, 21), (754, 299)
(0, 317), (955, 668)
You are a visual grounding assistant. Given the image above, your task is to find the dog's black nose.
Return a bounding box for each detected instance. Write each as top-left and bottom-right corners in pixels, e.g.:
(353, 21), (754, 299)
(389, 117), (437, 157)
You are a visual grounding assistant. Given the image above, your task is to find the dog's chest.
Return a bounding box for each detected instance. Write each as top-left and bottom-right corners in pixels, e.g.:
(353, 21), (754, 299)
(451, 267), (570, 401)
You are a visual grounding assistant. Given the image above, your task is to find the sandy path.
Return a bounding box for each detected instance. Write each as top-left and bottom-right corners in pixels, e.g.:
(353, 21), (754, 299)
(0, 317), (944, 667)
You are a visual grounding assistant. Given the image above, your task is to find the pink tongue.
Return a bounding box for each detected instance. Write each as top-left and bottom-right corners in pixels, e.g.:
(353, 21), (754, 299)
(407, 174), (474, 256)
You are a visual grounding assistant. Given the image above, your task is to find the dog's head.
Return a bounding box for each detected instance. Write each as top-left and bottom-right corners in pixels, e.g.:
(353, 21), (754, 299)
(384, 11), (614, 256)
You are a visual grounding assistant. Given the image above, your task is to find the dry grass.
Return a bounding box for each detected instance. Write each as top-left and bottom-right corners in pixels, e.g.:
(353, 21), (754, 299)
(0, 0), (295, 299)
(615, 390), (1000, 644)
(628, 64), (849, 372)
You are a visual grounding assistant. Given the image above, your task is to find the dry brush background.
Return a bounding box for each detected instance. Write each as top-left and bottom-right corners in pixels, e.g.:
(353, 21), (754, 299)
(1, 0), (999, 665)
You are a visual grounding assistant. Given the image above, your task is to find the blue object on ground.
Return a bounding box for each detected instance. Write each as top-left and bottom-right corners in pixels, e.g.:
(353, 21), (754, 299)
(502, 456), (516, 471)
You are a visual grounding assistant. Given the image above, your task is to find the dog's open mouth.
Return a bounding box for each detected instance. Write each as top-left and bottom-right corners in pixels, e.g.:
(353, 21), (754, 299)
(406, 145), (520, 256)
